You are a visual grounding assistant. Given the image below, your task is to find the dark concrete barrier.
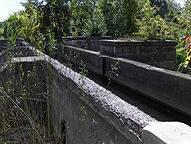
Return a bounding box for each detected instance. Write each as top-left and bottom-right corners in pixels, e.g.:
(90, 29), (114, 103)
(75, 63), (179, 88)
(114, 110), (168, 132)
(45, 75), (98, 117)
(104, 56), (191, 117)
(49, 44), (191, 117)
(63, 36), (112, 52)
(62, 37), (177, 70)
(100, 40), (177, 70)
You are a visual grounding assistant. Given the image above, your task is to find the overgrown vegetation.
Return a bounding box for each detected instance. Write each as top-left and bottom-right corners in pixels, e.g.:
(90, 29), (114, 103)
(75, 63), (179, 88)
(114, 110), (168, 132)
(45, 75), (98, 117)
(2, 0), (189, 40)
(1, 0), (191, 143)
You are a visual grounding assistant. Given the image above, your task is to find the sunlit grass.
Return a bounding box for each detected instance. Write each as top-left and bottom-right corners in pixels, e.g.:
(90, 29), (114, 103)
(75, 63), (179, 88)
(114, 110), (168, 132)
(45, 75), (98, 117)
(118, 34), (147, 40)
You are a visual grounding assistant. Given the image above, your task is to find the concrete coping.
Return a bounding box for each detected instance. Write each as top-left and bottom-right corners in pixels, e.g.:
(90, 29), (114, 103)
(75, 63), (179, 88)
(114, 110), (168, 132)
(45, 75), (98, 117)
(100, 39), (177, 46)
(10, 46), (157, 141)
(62, 36), (112, 40)
(142, 122), (191, 144)
(110, 56), (191, 81)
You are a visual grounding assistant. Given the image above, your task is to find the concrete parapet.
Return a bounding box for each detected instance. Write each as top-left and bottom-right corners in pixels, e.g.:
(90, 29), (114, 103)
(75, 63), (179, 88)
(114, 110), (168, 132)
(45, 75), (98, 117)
(100, 40), (177, 70)
(6, 46), (156, 143)
(43, 41), (191, 118)
(63, 36), (112, 52)
(104, 56), (191, 117)
(142, 122), (191, 144)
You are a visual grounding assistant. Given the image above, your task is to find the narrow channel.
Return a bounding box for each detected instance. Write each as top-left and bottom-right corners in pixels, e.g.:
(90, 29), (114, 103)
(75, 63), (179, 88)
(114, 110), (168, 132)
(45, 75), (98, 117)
(86, 71), (191, 126)
(52, 52), (191, 126)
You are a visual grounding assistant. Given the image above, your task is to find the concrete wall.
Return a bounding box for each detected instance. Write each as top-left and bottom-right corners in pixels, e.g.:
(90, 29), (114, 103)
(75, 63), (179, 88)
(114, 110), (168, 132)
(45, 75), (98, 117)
(2, 43), (191, 143)
(0, 38), (24, 51)
(63, 36), (112, 52)
(5, 46), (156, 144)
(100, 40), (177, 70)
(63, 37), (177, 70)
(104, 56), (191, 117)
(48, 44), (191, 118)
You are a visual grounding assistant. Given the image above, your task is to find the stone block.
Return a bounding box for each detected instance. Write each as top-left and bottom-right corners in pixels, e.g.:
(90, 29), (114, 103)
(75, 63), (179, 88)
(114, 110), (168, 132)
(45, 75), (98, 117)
(138, 46), (158, 53)
(122, 46), (138, 53)
(146, 40), (165, 46)
(157, 46), (175, 52)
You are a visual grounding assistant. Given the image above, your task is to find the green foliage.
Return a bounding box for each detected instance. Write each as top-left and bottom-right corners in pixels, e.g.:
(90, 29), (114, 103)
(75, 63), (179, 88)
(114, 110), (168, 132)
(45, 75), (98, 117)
(150, 0), (169, 18)
(97, 0), (115, 36)
(82, 10), (108, 36)
(165, 0), (182, 22)
(183, 0), (191, 24)
(79, 106), (87, 123)
(98, 0), (145, 36)
(0, 22), (4, 34)
(107, 60), (120, 89)
(114, 0), (139, 35)
(137, 0), (172, 40)
(176, 38), (187, 70)
(38, 0), (71, 42)
(3, 13), (22, 38)
(69, 0), (98, 35)
(176, 31), (191, 72)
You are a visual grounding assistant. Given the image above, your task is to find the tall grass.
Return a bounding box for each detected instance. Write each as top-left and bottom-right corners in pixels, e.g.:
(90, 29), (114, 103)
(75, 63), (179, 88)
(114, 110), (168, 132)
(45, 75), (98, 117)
(0, 3), (65, 143)
(0, 1), (119, 143)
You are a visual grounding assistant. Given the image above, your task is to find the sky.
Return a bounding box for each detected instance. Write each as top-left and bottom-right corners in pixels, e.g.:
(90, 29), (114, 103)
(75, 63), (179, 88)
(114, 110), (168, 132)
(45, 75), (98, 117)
(0, 0), (25, 22)
(0, 0), (186, 22)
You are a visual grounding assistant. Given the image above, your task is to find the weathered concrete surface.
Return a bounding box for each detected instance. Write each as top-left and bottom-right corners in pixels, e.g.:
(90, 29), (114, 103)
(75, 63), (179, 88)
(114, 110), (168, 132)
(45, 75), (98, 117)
(100, 40), (177, 70)
(104, 56), (191, 117)
(9, 46), (157, 143)
(63, 36), (112, 51)
(48, 57), (156, 144)
(1, 44), (191, 144)
(45, 43), (191, 117)
(142, 122), (191, 144)
(46, 44), (104, 75)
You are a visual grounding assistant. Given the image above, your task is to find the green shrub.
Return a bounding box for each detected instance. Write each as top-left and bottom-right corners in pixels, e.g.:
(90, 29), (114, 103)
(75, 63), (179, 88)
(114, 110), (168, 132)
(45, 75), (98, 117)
(82, 11), (108, 36)
(137, 0), (173, 40)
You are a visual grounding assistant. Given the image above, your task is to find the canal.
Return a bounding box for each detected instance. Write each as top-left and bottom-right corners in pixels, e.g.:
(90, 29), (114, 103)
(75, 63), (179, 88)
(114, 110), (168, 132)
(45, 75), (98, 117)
(86, 70), (191, 126)
(51, 49), (191, 126)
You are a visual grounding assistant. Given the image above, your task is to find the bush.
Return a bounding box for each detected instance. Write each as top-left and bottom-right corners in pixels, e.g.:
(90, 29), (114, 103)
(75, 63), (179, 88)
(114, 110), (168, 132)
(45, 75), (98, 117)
(176, 31), (191, 73)
(82, 11), (108, 36)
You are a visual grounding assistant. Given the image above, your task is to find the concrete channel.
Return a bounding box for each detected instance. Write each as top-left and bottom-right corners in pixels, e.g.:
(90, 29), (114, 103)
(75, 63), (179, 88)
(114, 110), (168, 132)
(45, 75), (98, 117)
(1, 38), (191, 143)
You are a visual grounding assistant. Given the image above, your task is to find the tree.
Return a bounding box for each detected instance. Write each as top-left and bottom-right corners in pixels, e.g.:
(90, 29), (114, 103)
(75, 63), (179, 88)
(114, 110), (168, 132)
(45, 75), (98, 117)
(182, 0), (191, 26)
(69, 0), (99, 35)
(150, 0), (169, 18)
(115, 0), (140, 35)
(98, 0), (145, 36)
(97, 0), (115, 36)
(82, 10), (108, 36)
(3, 13), (22, 38)
(137, 0), (171, 40)
(38, 0), (71, 42)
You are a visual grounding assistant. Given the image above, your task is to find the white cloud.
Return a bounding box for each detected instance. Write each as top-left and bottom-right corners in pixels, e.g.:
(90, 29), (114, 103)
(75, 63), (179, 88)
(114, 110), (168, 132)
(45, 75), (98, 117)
(0, 0), (25, 22)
